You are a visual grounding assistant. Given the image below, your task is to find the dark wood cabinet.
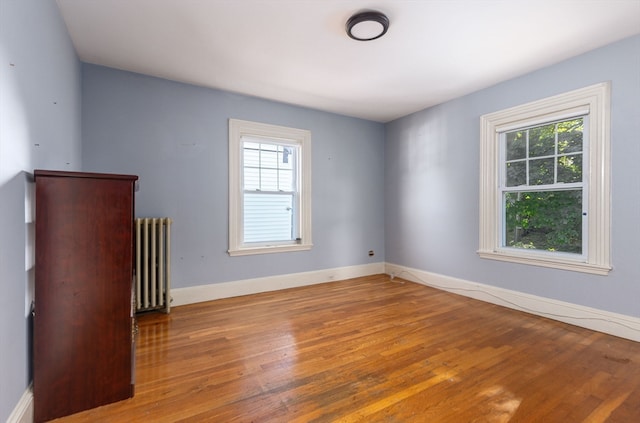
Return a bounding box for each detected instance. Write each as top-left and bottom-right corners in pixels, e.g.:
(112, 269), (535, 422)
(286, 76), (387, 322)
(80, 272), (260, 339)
(33, 170), (138, 422)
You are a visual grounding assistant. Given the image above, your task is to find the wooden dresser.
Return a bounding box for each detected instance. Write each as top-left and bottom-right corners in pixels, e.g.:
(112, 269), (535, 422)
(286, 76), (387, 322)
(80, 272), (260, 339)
(33, 170), (138, 422)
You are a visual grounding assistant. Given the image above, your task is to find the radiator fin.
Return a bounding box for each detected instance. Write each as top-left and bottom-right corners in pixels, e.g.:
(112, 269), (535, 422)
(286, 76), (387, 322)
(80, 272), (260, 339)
(135, 217), (172, 313)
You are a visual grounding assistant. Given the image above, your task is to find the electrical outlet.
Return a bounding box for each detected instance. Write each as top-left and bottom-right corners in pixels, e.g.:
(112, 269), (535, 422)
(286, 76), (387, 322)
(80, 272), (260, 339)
(368, 250), (374, 256)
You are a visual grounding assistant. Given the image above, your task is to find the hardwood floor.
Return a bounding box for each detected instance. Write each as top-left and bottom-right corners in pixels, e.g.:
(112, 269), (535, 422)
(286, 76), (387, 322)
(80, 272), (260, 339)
(53, 275), (640, 422)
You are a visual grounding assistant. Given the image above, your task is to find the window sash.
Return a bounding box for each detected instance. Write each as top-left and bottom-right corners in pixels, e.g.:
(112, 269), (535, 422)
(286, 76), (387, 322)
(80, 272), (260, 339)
(243, 191), (296, 243)
(497, 117), (588, 258)
(243, 140), (296, 192)
(499, 117), (586, 188)
(500, 188), (586, 257)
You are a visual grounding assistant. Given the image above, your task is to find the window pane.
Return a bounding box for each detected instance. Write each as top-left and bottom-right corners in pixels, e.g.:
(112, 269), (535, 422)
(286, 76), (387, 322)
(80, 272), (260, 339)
(557, 154), (582, 183)
(504, 190), (582, 254)
(261, 148), (278, 169)
(557, 118), (583, 153)
(244, 193), (293, 243)
(244, 167), (259, 190)
(244, 147), (259, 168)
(529, 158), (554, 185)
(279, 169), (293, 191)
(506, 161), (526, 187)
(529, 124), (555, 157)
(260, 168), (279, 191)
(506, 131), (526, 160)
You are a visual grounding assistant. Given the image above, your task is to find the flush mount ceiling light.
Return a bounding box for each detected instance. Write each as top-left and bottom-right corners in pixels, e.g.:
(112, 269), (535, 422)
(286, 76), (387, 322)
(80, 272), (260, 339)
(346, 11), (389, 41)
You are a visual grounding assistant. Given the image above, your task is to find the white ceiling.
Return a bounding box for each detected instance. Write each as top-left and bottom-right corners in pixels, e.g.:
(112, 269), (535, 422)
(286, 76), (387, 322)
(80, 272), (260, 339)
(55, 0), (640, 122)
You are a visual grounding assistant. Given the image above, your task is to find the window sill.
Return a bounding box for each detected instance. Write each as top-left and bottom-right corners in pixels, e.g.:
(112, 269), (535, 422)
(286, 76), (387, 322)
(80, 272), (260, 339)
(478, 249), (611, 275)
(229, 243), (313, 257)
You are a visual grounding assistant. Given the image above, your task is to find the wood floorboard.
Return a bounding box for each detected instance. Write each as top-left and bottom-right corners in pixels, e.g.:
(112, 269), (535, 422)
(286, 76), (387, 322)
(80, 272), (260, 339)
(51, 275), (640, 422)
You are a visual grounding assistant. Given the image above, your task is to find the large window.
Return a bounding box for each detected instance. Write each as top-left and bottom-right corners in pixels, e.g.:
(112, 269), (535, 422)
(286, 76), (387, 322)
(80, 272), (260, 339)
(229, 119), (312, 256)
(479, 83), (611, 274)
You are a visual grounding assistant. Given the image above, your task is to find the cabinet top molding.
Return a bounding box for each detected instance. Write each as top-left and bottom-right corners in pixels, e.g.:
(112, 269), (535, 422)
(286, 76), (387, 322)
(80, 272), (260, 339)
(34, 169), (138, 181)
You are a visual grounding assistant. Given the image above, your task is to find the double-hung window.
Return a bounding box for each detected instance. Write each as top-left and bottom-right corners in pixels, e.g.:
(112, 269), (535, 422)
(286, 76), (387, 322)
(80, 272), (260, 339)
(502, 117), (586, 255)
(479, 83), (611, 274)
(228, 119), (312, 256)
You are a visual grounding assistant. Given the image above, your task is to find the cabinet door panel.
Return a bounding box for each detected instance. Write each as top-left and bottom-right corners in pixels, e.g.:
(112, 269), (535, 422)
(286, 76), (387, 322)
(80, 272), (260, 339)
(34, 171), (136, 423)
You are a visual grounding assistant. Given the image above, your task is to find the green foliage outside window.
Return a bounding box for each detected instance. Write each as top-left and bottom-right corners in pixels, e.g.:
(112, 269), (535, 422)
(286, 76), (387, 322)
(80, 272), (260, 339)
(505, 190), (582, 253)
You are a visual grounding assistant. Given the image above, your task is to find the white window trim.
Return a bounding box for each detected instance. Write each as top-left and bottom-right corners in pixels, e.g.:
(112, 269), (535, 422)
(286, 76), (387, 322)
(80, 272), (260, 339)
(229, 119), (312, 256)
(478, 82), (611, 275)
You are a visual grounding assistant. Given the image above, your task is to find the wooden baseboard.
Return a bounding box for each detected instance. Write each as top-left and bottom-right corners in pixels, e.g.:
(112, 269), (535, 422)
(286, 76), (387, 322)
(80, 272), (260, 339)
(384, 262), (640, 342)
(7, 386), (33, 423)
(171, 262), (385, 306)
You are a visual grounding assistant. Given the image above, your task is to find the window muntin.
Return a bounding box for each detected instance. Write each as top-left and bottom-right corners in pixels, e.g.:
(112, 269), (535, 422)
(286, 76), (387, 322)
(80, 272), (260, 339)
(500, 117), (586, 256)
(478, 82), (611, 275)
(229, 119), (312, 256)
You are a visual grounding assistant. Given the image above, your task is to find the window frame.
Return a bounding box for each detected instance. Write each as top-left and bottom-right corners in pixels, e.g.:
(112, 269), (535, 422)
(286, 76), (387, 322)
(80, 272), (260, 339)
(478, 83), (611, 275)
(229, 119), (312, 256)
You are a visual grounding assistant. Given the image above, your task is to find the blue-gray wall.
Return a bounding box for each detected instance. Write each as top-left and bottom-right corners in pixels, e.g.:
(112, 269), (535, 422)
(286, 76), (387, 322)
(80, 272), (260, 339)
(81, 65), (386, 287)
(385, 35), (640, 317)
(0, 0), (81, 420)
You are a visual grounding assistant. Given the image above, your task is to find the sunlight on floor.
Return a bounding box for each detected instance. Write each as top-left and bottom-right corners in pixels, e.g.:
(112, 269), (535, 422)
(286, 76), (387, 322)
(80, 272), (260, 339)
(476, 385), (522, 423)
